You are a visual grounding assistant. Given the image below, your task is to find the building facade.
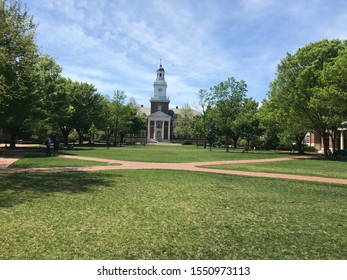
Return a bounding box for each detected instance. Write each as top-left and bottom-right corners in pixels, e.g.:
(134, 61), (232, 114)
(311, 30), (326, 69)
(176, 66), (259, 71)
(144, 63), (174, 142)
(306, 128), (347, 152)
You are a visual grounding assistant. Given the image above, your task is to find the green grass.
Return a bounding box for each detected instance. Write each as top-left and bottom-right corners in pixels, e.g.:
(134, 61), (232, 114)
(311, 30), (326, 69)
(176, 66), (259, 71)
(0, 170), (345, 260)
(9, 154), (117, 168)
(61, 145), (292, 162)
(202, 158), (347, 179)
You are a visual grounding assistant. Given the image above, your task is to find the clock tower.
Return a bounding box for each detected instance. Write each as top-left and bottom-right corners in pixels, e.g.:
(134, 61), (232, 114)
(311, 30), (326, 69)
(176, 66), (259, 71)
(151, 62), (169, 114)
(147, 62), (172, 141)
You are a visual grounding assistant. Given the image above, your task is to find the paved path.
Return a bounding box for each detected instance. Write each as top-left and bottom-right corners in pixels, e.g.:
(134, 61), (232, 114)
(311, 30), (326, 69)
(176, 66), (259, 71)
(0, 154), (23, 169)
(0, 154), (346, 185)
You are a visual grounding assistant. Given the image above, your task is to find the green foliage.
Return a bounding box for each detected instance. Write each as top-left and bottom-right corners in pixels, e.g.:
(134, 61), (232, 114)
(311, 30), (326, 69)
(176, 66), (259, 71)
(212, 77), (247, 151)
(234, 98), (263, 149)
(197, 78), (247, 151)
(181, 140), (192, 145)
(173, 103), (195, 138)
(0, 0), (40, 147)
(267, 39), (347, 157)
(258, 99), (280, 149)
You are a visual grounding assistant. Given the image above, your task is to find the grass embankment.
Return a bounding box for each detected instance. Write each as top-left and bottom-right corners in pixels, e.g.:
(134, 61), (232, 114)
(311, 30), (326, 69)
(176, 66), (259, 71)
(202, 158), (347, 179)
(0, 170), (345, 260)
(60, 145), (293, 162)
(9, 154), (118, 168)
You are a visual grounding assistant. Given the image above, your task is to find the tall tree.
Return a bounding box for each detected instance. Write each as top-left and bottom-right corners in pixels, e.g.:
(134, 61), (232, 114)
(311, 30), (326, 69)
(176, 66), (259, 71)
(173, 103), (195, 139)
(33, 55), (62, 138)
(212, 77), (247, 152)
(45, 77), (76, 145)
(126, 99), (147, 142)
(108, 90), (128, 146)
(72, 82), (103, 145)
(265, 88), (310, 154)
(268, 39), (347, 157)
(311, 47), (347, 153)
(0, 0), (40, 147)
(234, 98), (262, 151)
(197, 88), (214, 148)
(258, 100), (280, 150)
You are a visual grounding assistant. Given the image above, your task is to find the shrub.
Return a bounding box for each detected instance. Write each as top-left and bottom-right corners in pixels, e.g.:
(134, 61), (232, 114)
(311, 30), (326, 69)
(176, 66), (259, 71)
(181, 140), (192, 145)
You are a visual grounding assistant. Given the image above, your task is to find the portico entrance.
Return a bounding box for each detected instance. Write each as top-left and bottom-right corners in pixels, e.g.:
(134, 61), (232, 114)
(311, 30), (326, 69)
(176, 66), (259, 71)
(147, 112), (172, 141)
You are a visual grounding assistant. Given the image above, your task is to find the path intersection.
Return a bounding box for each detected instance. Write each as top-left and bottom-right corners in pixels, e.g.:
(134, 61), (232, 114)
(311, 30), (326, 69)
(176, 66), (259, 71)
(0, 154), (346, 185)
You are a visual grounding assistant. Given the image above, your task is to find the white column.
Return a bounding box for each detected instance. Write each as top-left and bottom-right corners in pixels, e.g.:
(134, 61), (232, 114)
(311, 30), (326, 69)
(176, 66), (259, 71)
(168, 119), (171, 140)
(154, 120), (157, 140)
(147, 119), (150, 140)
(341, 130), (344, 150)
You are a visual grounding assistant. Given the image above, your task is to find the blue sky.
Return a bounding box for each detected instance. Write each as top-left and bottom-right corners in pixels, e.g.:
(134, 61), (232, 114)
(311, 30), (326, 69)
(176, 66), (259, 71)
(28, 0), (347, 109)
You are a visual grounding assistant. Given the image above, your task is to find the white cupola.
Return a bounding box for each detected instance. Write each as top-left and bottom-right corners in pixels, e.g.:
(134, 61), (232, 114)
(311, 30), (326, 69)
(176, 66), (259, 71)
(153, 61), (168, 100)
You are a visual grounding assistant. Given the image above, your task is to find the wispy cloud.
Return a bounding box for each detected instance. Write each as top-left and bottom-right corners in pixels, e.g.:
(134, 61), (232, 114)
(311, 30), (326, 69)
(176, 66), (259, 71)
(29, 0), (347, 107)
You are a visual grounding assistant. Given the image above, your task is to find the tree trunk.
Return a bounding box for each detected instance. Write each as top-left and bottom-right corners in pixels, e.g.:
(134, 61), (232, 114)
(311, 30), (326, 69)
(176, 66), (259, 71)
(247, 137), (251, 152)
(113, 132), (117, 147)
(232, 135), (239, 148)
(225, 136), (229, 152)
(58, 124), (72, 146)
(330, 129), (337, 154)
(295, 133), (306, 155)
(77, 130), (83, 145)
(321, 128), (330, 159)
(106, 134), (111, 148)
(9, 128), (17, 148)
(120, 134), (124, 147)
(63, 132), (69, 146)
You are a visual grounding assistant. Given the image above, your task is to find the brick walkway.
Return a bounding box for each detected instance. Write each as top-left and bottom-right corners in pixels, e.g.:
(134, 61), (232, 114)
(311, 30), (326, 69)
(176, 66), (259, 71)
(0, 154), (347, 185)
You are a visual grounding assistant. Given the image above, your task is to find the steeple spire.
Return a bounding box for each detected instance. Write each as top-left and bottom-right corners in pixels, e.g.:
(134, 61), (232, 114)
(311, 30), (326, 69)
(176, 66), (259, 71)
(153, 60), (168, 100)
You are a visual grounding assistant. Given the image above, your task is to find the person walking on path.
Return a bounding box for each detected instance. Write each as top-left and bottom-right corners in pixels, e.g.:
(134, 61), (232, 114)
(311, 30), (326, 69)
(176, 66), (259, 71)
(53, 138), (59, 155)
(45, 136), (51, 157)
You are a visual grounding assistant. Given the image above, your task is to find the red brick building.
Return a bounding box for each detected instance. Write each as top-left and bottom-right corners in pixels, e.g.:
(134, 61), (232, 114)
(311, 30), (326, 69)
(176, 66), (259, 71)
(306, 127), (346, 152)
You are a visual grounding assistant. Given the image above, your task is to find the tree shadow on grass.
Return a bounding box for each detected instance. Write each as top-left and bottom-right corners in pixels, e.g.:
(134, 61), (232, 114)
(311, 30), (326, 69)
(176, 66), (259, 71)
(0, 171), (122, 208)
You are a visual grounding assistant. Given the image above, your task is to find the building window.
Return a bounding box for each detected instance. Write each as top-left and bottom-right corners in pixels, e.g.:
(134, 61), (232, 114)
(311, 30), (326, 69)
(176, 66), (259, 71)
(156, 121), (162, 128)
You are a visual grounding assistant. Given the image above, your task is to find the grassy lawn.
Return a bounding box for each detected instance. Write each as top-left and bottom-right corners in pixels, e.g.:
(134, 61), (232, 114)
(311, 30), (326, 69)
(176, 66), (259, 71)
(202, 158), (347, 179)
(9, 154), (118, 168)
(0, 169), (345, 260)
(60, 145), (293, 162)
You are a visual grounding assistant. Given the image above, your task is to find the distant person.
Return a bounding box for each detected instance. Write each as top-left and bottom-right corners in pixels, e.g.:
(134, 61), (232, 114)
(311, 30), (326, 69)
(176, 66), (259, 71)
(45, 136), (51, 156)
(53, 138), (59, 155)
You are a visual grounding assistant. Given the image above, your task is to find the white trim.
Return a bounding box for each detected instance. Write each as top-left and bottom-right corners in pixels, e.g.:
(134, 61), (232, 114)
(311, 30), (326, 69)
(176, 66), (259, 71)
(341, 130), (344, 150)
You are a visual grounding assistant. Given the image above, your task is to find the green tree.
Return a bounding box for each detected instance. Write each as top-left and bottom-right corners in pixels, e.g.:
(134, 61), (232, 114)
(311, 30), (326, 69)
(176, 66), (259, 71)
(268, 39), (347, 157)
(105, 90), (130, 147)
(234, 98), (262, 151)
(0, 0), (40, 147)
(258, 100), (280, 150)
(265, 89), (310, 154)
(311, 47), (347, 152)
(126, 100), (147, 143)
(33, 55), (63, 139)
(72, 82), (103, 145)
(212, 77), (247, 152)
(197, 88), (214, 148)
(45, 77), (76, 145)
(173, 103), (195, 139)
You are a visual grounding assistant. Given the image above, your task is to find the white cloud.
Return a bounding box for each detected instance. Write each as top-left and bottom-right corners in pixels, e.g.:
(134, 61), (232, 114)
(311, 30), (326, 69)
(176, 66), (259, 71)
(28, 0), (347, 108)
